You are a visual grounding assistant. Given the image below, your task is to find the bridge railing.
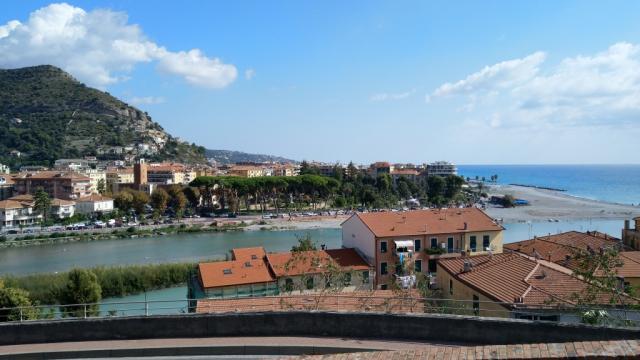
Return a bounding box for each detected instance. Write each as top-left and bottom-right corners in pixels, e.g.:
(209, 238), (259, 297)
(1, 294), (640, 328)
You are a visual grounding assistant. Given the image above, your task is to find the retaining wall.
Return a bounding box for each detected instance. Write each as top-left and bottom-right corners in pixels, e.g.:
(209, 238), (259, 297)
(1, 312), (639, 346)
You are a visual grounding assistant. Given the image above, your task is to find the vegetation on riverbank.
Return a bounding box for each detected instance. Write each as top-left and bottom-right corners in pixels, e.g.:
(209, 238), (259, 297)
(0, 222), (248, 248)
(1, 262), (197, 305)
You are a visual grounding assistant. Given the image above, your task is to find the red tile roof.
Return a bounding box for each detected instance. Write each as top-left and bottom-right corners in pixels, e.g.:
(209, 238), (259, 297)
(350, 208), (503, 238)
(324, 248), (371, 270)
(438, 252), (631, 307)
(0, 200), (29, 209)
(504, 231), (622, 269)
(232, 247), (266, 262)
(266, 250), (335, 277)
(615, 252), (640, 279)
(77, 194), (113, 202)
(14, 171), (91, 181)
(198, 258), (275, 289)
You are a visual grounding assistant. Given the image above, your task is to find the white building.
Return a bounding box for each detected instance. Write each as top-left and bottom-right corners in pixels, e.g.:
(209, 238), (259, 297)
(75, 194), (114, 215)
(0, 199), (42, 228)
(427, 161), (457, 177)
(51, 199), (76, 219)
(0, 164), (9, 174)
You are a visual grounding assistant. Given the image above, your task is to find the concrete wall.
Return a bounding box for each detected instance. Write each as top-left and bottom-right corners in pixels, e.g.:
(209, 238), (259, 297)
(1, 312), (639, 346)
(341, 215), (376, 265)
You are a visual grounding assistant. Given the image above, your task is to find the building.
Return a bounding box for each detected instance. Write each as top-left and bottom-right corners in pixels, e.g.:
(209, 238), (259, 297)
(427, 161), (457, 177)
(134, 160), (148, 186)
(505, 231), (640, 289)
(146, 163), (188, 184)
(0, 198), (41, 228)
(368, 162), (394, 177)
(228, 165), (265, 178)
(504, 231), (622, 270)
(623, 218), (640, 250)
(341, 208), (504, 289)
(78, 168), (106, 194)
(53, 159), (92, 172)
(106, 167), (135, 192)
(188, 246), (371, 305)
(273, 164), (299, 177)
(436, 252), (636, 322)
(75, 194), (114, 215)
(390, 168), (420, 184)
(13, 171), (92, 200)
(0, 175), (14, 200)
(51, 198), (76, 219)
(0, 164), (9, 174)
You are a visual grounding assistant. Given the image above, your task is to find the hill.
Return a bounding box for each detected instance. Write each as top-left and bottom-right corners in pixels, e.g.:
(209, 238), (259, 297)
(0, 65), (206, 169)
(205, 149), (296, 165)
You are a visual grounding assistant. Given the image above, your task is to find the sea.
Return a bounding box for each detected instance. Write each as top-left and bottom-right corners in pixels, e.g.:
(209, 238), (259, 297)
(458, 164), (640, 206)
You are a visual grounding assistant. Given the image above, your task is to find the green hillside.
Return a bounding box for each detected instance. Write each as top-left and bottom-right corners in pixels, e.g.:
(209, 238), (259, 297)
(0, 65), (206, 169)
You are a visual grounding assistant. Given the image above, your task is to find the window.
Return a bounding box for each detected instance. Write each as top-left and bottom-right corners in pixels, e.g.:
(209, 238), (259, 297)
(414, 239), (421, 252)
(306, 277), (314, 290)
(428, 259), (437, 273)
(470, 236), (477, 252)
(343, 272), (352, 286)
(285, 278), (294, 292)
(362, 271), (370, 284)
(380, 241), (387, 253)
(449, 279), (453, 295)
(430, 237), (438, 249)
(483, 235), (490, 250)
(380, 262), (388, 275)
(380, 284), (388, 290)
(414, 259), (422, 273)
(473, 295), (480, 316)
(447, 237), (454, 252)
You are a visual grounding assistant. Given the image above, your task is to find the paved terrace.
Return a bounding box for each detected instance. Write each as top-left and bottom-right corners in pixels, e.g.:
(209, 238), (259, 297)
(1, 338), (639, 359)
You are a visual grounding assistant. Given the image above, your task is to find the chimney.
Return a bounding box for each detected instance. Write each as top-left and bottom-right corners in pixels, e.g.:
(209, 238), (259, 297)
(463, 222), (468, 230)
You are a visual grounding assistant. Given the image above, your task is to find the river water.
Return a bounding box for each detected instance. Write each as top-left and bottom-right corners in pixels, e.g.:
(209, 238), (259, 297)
(0, 219), (627, 312)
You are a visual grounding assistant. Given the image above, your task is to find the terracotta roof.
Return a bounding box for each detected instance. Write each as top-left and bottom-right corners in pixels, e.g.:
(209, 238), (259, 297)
(232, 247), (266, 262)
(324, 248), (371, 270)
(391, 169), (419, 176)
(266, 250), (335, 277)
(0, 200), (29, 209)
(0, 176), (14, 185)
(198, 259), (275, 289)
(615, 252), (640, 278)
(51, 198), (75, 206)
(350, 208), (503, 238)
(438, 252), (630, 307)
(77, 194), (113, 202)
(195, 290), (420, 314)
(9, 194), (34, 202)
(504, 231), (623, 269)
(14, 171), (91, 181)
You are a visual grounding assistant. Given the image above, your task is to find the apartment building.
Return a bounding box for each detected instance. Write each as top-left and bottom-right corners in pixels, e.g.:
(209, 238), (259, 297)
(51, 198), (76, 219)
(227, 165), (265, 178)
(427, 161), (458, 177)
(0, 175), (14, 200)
(341, 208), (504, 289)
(623, 218), (640, 250)
(13, 171), (92, 200)
(79, 168), (107, 194)
(0, 164), (9, 174)
(0, 198), (42, 228)
(188, 246), (371, 302)
(75, 194), (114, 215)
(273, 164), (299, 177)
(146, 163), (188, 184)
(436, 252), (635, 322)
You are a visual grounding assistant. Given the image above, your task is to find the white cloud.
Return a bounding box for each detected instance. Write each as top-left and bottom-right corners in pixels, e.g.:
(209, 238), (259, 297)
(428, 43), (640, 128)
(370, 89), (415, 102)
(245, 68), (256, 80)
(130, 96), (165, 105)
(0, 3), (237, 89)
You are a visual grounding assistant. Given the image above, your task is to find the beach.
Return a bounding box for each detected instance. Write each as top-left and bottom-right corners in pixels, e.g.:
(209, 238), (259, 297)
(485, 184), (640, 223)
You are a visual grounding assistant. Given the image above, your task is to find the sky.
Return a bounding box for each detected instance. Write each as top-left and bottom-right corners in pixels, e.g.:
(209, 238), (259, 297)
(1, 1), (640, 165)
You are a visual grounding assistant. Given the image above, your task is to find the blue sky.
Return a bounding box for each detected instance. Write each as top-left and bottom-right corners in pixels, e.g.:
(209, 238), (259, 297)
(2, 1), (640, 164)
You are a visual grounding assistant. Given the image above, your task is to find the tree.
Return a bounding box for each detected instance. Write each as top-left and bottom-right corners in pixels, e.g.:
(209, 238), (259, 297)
(291, 233), (317, 252)
(427, 176), (445, 205)
(183, 186), (201, 208)
(59, 269), (102, 317)
(171, 191), (188, 219)
(444, 175), (464, 200)
(131, 190), (150, 215)
(96, 178), (106, 194)
(33, 187), (51, 223)
(151, 188), (170, 217)
(114, 191), (134, 213)
(0, 281), (39, 322)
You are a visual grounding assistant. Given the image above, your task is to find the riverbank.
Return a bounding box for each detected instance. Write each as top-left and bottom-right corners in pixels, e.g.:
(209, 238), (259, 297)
(246, 215), (348, 232)
(485, 184), (640, 223)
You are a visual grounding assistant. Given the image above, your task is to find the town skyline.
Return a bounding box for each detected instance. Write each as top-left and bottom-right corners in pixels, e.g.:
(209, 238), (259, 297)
(2, 1), (640, 164)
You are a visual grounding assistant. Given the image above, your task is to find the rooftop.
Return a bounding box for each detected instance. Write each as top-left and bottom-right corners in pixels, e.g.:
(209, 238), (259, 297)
(77, 194), (113, 202)
(438, 252), (627, 307)
(504, 231), (623, 269)
(198, 258), (275, 288)
(350, 208), (503, 237)
(14, 171), (91, 181)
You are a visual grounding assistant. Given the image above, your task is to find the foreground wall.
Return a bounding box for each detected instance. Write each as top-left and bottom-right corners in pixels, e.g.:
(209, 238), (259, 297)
(1, 312), (639, 346)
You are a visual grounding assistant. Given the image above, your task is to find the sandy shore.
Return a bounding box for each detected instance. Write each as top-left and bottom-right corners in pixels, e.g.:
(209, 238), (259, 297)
(245, 215), (348, 231)
(485, 184), (640, 223)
